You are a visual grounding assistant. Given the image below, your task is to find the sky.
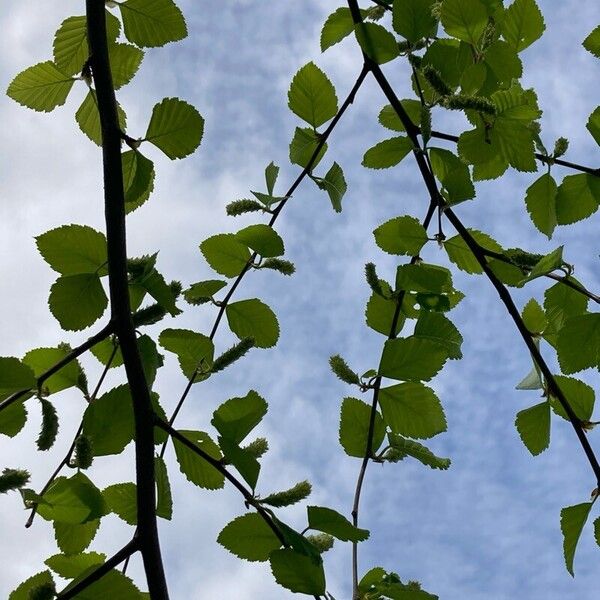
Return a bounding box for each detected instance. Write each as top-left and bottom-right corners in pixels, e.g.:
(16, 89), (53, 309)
(0, 1), (599, 598)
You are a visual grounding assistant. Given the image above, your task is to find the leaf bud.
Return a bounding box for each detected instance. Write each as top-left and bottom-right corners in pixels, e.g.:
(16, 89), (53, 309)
(553, 137), (569, 158)
(262, 480), (312, 508)
(422, 65), (452, 97)
(0, 468), (30, 494)
(443, 94), (497, 116)
(226, 199), (265, 216)
(329, 354), (361, 386)
(37, 399), (58, 451)
(212, 337), (255, 374)
(28, 582), (56, 600)
(420, 105), (432, 145)
(72, 434), (94, 470)
(261, 258), (296, 276)
(306, 533), (335, 553)
(365, 263), (385, 297)
(132, 303), (167, 327)
(243, 437), (269, 458)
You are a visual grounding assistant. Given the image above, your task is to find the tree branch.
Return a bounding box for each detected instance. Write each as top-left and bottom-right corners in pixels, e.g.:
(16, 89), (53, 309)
(86, 1), (168, 597)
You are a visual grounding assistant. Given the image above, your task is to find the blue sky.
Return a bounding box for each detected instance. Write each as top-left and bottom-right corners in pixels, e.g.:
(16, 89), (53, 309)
(1, 1), (599, 598)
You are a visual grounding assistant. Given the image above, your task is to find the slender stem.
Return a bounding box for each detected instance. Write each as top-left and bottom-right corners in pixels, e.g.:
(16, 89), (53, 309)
(86, 2), (168, 597)
(160, 65), (370, 456)
(56, 538), (138, 599)
(0, 322), (112, 415)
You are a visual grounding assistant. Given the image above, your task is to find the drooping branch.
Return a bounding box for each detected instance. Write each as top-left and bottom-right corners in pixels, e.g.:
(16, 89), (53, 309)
(85, 1), (168, 597)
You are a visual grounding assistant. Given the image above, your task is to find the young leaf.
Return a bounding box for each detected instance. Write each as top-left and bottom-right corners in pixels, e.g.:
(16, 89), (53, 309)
(200, 233), (251, 277)
(77, 91), (127, 147)
(53, 16), (90, 76)
(235, 224), (284, 257)
(379, 337), (448, 381)
(145, 98), (204, 159)
(44, 552), (105, 580)
(379, 382), (447, 439)
(82, 385), (134, 456)
(211, 390), (268, 444)
(550, 376), (595, 423)
(155, 456), (173, 520)
(0, 401), (27, 438)
(365, 293), (405, 336)
(515, 401), (550, 456)
(379, 100), (422, 132)
(392, 0), (438, 43)
(387, 434), (451, 469)
(339, 397), (386, 458)
(429, 147), (475, 204)
(583, 26), (600, 58)
(0, 357), (36, 400)
(413, 312), (463, 359)
(103, 483), (137, 525)
(501, 0), (545, 52)
(524, 173), (557, 238)
(587, 106), (600, 147)
(315, 162), (347, 212)
(53, 520), (99, 555)
(560, 503), (593, 576)
(373, 216), (429, 256)
(158, 328), (214, 379)
(396, 263), (453, 294)
(269, 549), (326, 595)
(226, 299), (279, 348)
(118, 0), (187, 48)
(307, 506), (369, 542)
(443, 230), (502, 274)
(555, 173), (600, 225)
(320, 8), (356, 51)
(59, 569), (143, 598)
(217, 513), (281, 562)
(48, 274), (108, 332)
(289, 127), (327, 168)
(265, 162), (279, 195)
(440, 0), (488, 45)
(122, 150), (155, 211)
(556, 314), (600, 374)
(173, 430), (225, 490)
(521, 298), (547, 333)
(288, 62), (338, 128)
(362, 136), (413, 169)
(354, 22), (400, 64)
(7, 62), (74, 112)
(109, 43), (144, 89)
(183, 279), (227, 304)
(219, 437), (261, 490)
(8, 571), (55, 600)
(36, 224), (107, 276)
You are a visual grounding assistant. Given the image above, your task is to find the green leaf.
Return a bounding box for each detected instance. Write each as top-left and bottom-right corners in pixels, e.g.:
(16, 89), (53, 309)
(440, 0), (488, 45)
(45, 552), (105, 579)
(521, 299), (547, 333)
(53, 520), (99, 555)
(362, 136), (413, 169)
(521, 246), (564, 283)
(122, 150), (155, 211)
(0, 357), (35, 401)
(365, 293), (405, 336)
(561, 502), (593, 576)
(524, 173), (557, 238)
(91, 337), (123, 369)
(9, 571), (54, 600)
(36, 224), (107, 276)
(60, 569), (143, 599)
(395, 263), (453, 294)
(127, 254), (180, 316)
(595, 517), (600, 547)
(373, 216), (429, 256)
(583, 26), (600, 58)
(387, 433), (451, 469)
(288, 62), (338, 128)
(379, 382), (447, 439)
(265, 162), (279, 195)
(429, 148), (475, 204)
(443, 230), (502, 274)
(7, 61), (74, 112)
(307, 506), (369, 542)
(269, 549), (326, 595)
(235, 224), (284, 258)
(587, 106), (600, 146)
(109, 43), (144, 89)
(555, 174), (600, 225)
(103, 483), (137, 525)
(354, 22), (400, 64)
(226, 299), (280, 349)
(393, 0), (437, 42)
(53, 16), (89, 76)
(76, 90), (128, 146)
(315, 162), (347, 212)
(145, 97), (204, 159)
(49, 274), (108, 331)
(557, 314), (600, 374)
(217, 513), (281, 562)
(501, 0), (545, 51)
(155, 456), (173, 520)
(38, 473), (107, 525)
(158, 328), (214, 379)
(321, 8), (356, 51)
(0, 400), (27, 438)
(218, 436), (260, 489)
(82, 384), (134, 456)
(380, 337), (448, 382)
(515, 401), (550, 456)
(339, 397), (385, 458)
(184, 279), (227, 304)
(379, 100), (422, 132)
(118, 0), (187, 48)
(211, 390), (267, 444)
(550, 376), (595, 423)
(173, 430), (225, 490)
(543, 278), (588, 347)
(200, 233), (251, 278)
(289, 126), (327, 168)
(413, 312), (463, 359)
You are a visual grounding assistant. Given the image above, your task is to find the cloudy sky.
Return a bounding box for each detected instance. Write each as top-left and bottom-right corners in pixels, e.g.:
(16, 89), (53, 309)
(1, 0), (599, 598)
